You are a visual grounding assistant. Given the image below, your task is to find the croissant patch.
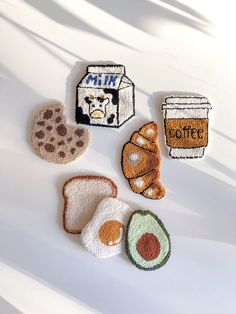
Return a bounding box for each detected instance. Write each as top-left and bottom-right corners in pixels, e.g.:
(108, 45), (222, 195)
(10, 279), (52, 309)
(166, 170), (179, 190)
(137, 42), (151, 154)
(121, 122), (166, 200)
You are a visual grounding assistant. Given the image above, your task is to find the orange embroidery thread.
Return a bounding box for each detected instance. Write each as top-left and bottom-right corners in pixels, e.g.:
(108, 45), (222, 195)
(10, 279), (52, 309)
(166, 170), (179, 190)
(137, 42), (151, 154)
(99, 220), (125, 246)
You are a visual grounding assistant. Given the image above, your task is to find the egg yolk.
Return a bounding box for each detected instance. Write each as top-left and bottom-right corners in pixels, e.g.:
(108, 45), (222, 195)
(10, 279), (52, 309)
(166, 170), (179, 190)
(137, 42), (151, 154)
(99, 220), (125, 246)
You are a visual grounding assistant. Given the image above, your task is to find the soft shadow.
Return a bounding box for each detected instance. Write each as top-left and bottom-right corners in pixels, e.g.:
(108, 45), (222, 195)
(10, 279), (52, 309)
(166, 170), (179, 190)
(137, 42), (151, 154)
(147, 91), (169, 158)
(0, 62), (44, 125)
(0, 15), (84, 68)
(87, 0), (213, 36)
(21, 0), (136, 51)
(0, 224), (165, 314)
(212, 127), (236, 145)
(0, 297), (22, 314)
(165, 160), (236, 244)
(204, 156), (236, 183)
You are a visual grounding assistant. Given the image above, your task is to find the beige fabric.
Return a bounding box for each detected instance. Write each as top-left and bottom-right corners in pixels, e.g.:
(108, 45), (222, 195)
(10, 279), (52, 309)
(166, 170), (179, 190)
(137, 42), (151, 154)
(32, 103), (89, 164)
(63, 176), (118, 234)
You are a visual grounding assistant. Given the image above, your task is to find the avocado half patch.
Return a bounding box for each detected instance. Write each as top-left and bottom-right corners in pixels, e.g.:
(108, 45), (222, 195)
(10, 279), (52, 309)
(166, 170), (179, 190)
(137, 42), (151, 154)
(125, 210), (171, 271)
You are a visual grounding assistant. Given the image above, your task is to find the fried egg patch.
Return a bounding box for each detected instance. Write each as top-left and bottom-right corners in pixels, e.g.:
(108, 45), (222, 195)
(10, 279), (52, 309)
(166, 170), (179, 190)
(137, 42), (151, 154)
(81, 197), (132, 258)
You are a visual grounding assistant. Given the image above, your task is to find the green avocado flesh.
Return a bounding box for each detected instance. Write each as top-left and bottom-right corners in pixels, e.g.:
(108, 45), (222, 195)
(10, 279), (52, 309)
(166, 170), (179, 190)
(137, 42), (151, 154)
(125, 210), (171, 271)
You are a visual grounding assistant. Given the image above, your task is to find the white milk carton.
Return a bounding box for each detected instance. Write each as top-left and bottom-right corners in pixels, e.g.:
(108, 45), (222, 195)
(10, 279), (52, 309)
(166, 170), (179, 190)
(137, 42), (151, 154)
(76, 65), (135, 128)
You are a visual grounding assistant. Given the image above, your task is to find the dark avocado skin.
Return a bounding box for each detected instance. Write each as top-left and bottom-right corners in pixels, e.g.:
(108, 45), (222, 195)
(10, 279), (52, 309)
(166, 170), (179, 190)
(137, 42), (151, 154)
(125, 210), (171, 271)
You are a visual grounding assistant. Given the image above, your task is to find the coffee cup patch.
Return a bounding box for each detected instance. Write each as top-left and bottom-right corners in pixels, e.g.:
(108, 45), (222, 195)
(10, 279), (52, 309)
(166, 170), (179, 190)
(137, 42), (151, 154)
(162, 95), (212, 159)
(76, 64), (135, 128)
(32, 103), (89, 164)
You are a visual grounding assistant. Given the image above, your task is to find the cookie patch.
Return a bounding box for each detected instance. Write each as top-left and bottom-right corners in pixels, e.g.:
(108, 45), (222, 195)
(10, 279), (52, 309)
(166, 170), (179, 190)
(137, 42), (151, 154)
(63, 176), (118, 234)
(121, 122), (165, 199)
(162, 95), (212, 158)
(32, 103), (89, 164)
(76, 64), (135, 128)
(81, 197), (132, 258)
(125, 210), (171, 271)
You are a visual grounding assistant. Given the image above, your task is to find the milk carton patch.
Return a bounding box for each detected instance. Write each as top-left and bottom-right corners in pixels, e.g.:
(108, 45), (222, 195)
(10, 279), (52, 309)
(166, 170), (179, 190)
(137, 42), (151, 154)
(76, 65), (135, 128)
(162, 95), (212, 159)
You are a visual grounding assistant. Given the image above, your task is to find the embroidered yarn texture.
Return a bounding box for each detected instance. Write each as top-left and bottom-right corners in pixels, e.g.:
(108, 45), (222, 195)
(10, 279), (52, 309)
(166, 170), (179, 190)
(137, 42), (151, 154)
(125, 210), (171, 271)
(81, 197), (132, 258)
(76, 64), (135, 128)
(32, 103), (89, 164)
(63, 176), (117, 234)
(162, 95), (212, 158)
(121, 122), (165, 199)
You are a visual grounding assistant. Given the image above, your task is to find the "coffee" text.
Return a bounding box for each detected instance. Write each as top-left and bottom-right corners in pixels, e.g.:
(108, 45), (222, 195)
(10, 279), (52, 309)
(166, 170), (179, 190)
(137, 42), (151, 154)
(169, 125), (204, 139)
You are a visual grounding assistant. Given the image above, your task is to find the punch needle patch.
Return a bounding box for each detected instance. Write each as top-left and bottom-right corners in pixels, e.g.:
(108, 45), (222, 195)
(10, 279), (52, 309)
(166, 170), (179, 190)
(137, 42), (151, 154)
(81, 197), (132, 258)
(125, 210), (171, 271)
(76, 64), (135, 128)
(162, 95), (212, 159)
(121, 122), (165, 199)
(32, 103), (89, 164)
(63, 176), (118, 234)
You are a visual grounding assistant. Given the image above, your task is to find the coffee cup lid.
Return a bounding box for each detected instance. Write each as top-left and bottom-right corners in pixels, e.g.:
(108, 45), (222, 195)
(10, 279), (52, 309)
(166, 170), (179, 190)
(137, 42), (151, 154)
(162, 95), (212, 110)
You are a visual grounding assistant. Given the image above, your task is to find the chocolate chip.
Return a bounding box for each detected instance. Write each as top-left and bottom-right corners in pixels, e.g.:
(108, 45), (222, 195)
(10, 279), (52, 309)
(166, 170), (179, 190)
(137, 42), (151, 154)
(70, 148), (76, 154)
(55, 108), (60, 112)
(67, 137), (72, 142)
(43, 109), (53, 120)
(37, 121), (45, 126)
(38, 142), (43, 147)
(55, 116), (61, 123)
(50, 137), (55, 142)
(46, 126), (52, 131)
(58, 151), (66, 158)
(75, 129), (84, 137)
(76, 140), (84, 148)
(35, 130), (45, 139)
(44, 143), (55, 153)
(58, 141), (65, 146)
(56, 124), (67, 136)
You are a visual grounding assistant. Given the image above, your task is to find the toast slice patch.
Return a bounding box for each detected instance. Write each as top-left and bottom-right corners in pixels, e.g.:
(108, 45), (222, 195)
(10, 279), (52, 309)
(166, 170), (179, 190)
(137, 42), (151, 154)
(32, 103), (89, 164)
(121, 122), (165, 200)
(63, 176), (118, 234)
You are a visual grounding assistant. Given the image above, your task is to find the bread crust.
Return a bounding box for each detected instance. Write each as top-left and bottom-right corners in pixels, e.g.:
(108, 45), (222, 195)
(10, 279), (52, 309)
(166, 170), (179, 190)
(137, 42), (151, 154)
(63, 175), (118, 234)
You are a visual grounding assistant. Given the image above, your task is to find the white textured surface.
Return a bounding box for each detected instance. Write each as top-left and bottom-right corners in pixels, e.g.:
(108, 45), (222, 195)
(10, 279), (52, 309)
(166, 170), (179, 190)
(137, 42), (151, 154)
(64, 176), (116, 232)
(0, 1), (236, 314)
(162, 95), (211, 158)
(81, 197), (132, 258)
(78, 64), (134, 127)
(164, 108), (209, 119)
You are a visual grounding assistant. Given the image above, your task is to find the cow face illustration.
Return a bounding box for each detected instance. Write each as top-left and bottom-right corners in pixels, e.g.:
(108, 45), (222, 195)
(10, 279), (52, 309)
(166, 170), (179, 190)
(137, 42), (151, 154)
(84, 95), (110, 119)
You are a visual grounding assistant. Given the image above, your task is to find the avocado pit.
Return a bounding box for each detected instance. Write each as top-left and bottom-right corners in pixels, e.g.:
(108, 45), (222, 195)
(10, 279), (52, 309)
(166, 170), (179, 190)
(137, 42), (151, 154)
(136, 233), (160, 261)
